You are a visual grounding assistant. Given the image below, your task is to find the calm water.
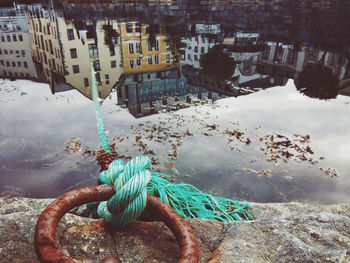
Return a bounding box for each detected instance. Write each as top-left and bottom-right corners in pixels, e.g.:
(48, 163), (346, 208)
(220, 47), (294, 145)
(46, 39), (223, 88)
(0, 0), (350, 203)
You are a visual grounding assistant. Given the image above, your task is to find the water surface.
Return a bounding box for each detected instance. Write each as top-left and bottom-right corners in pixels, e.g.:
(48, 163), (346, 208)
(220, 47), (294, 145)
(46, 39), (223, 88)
(0, 0), (349, 203)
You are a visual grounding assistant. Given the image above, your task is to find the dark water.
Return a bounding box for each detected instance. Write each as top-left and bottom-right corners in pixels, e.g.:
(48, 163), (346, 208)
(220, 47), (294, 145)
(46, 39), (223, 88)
(0, 0), (349, 203)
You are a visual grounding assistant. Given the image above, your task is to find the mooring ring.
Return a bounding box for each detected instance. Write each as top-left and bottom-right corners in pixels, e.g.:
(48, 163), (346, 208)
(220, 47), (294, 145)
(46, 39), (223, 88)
(34, 185), (199, 263)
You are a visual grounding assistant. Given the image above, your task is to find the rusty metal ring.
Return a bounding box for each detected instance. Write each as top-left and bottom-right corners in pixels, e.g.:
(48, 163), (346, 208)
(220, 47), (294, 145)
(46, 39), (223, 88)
(34, 185), (199, 263)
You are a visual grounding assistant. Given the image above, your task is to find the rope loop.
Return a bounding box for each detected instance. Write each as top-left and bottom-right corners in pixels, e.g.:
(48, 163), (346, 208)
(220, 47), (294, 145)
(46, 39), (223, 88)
(97, 156), (152, 227)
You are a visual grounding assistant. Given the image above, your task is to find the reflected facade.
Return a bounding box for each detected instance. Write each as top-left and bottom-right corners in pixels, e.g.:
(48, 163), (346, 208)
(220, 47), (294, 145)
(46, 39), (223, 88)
(0, 0), (350, 112)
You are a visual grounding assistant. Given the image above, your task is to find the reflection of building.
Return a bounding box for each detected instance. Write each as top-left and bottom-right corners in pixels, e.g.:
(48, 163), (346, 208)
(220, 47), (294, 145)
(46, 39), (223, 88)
(27, 5), (65, 84)
(57, 20), (122, 99)
(120, 22), (174, 74)
(228, 50), (288, 88)
(117, 65), (214, 118)
(26, 4), (123, 99)
(258, 42), (349, 80)
(193, 23), (221, 35)
(181, 35), (216, 69)
(0, 7), (37, 79)
(223, 33), (260, 48)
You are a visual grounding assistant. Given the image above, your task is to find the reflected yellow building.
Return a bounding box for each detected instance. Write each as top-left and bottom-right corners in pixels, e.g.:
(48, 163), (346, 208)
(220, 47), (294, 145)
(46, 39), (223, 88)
(120, 22), (175, 73)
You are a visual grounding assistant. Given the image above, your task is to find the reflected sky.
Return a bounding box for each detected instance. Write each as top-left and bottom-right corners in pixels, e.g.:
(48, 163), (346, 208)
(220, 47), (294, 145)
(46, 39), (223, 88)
(0, 78), (349, 203)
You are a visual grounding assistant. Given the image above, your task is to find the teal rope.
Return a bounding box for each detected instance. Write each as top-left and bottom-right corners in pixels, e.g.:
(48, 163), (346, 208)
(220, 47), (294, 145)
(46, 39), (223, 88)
(97, 156), (254, 227)
(90, 65), (254, 227)
(91, 64), (111, 153)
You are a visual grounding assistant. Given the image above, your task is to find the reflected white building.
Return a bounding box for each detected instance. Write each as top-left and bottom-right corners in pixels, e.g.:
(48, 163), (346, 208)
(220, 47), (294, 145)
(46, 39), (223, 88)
(181, 35), (216, 69)
(0, 7), (37, 79)
(26, 4), (123, 99)
(58, 19), (123, 99)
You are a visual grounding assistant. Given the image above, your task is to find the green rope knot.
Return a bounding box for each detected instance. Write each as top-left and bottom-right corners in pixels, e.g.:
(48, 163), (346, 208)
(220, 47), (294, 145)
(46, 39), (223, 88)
(93, 156), (255, 228)
(97, 156), (151, 227)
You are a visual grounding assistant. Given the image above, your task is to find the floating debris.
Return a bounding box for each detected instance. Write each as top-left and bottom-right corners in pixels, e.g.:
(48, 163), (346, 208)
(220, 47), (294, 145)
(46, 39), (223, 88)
(320, 167), (338, 177)
(259, 133), (319, 165)
(65, 137), (82, 153)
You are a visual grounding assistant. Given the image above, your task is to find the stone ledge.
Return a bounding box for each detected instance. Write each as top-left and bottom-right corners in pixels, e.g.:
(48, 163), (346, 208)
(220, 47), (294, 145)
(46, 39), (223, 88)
(0, 197), (349, 263)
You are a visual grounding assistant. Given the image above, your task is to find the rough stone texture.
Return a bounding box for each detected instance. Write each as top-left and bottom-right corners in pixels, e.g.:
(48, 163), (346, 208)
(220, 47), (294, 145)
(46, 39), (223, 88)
(0, 197), (349, 263)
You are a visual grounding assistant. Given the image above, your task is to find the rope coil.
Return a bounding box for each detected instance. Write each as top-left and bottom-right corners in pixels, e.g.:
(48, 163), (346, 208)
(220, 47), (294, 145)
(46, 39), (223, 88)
(97, 157), (151, 227)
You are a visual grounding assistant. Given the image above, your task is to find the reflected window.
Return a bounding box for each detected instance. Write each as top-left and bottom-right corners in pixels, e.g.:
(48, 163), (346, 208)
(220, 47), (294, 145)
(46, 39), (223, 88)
(166, 53), (171, 63)
(17, 61), (21, 67)
(136, 58), (141, 66)
(7, 35), (11, 42)
(129, 43), (134, 54)
(129, 59), (134, 69)
(136, 42), (141, 53)
(67, 29), (74, 41)
(155, 40), (159, 51)
(23, 61), (27, 68)
(95, 72), (101, 82)
(155, 54), (159, 64)
(93, 60), (101, 71)
(12, 34), (17, 42)
(1, 36), (5, 42)
(49, 40), (53, 55)
(135, 23), (141, 33)
(148, 56), (152, 64)
(88, 44), (98, 58)
(12, 62), (16, 67)
(111, 60), (116, 68)
(70, 48), (77, 59)
(194, 46), (198, 52)
(21, 50), (25, 57)
(126, 23), (133, 33)
(84, 78), (89, 87)
(201, 47), (205, 53)
(72, 65), (79, 73)
(109, 47), (115, 56)
(194, 55), (198, 61)
(105, 74), (109, 80)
